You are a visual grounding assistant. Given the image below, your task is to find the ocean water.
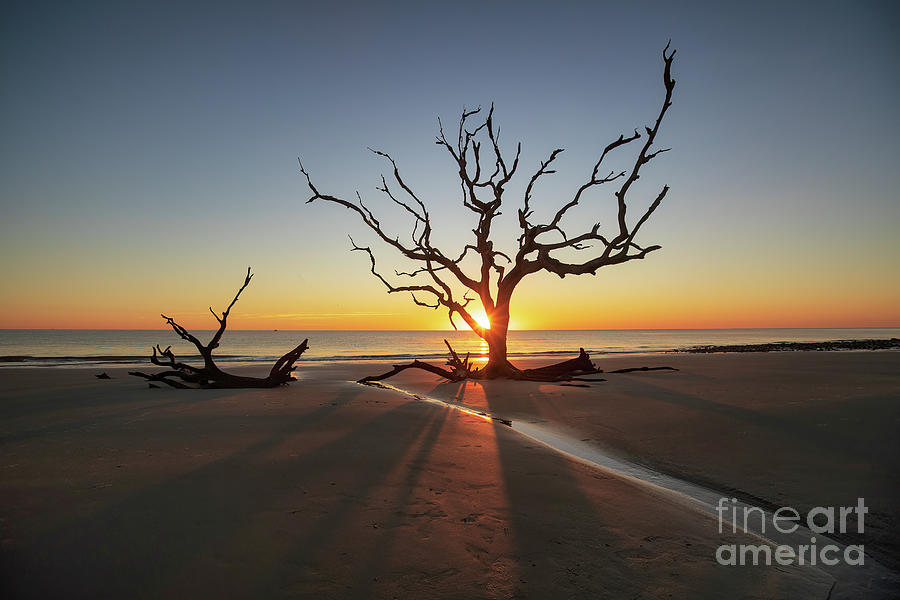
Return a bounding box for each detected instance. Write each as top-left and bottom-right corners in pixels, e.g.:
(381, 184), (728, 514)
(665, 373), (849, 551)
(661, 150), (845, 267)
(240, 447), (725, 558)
(1, 328), (897, 367)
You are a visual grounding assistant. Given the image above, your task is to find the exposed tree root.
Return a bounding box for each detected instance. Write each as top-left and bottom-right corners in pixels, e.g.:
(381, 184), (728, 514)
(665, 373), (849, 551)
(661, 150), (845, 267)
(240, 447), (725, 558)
(357, 342), (676, 384)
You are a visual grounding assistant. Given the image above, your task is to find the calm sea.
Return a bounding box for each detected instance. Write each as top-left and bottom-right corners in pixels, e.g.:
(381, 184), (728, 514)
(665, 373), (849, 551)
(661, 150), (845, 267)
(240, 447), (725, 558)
(1, 328), (897, 367)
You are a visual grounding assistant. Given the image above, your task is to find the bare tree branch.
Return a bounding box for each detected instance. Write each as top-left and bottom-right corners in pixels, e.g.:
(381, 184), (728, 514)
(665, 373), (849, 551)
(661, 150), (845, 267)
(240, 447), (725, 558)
(208, 266), (252, 350)
(509, 43), (676, 281)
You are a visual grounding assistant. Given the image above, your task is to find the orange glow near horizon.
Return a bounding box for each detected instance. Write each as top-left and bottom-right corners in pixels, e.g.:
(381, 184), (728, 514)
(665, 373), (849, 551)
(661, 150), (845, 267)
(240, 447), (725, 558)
(2, 286), (899, 330)
(4, 305), (898, 331)
(1, 258), (898, 330)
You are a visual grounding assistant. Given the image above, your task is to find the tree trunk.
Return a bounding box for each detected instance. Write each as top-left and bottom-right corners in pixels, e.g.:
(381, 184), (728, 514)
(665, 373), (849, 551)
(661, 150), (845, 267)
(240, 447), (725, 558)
(479, 303), (520, 379)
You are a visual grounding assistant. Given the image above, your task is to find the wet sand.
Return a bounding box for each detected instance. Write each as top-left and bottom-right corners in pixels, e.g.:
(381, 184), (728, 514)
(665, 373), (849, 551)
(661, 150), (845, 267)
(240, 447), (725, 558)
(0, 354), (892, 598)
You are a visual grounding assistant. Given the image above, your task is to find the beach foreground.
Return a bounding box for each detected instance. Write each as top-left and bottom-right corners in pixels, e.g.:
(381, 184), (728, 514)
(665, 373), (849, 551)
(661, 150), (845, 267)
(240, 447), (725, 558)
(392, 352), (900, 569)
(1, 352), (898, 598)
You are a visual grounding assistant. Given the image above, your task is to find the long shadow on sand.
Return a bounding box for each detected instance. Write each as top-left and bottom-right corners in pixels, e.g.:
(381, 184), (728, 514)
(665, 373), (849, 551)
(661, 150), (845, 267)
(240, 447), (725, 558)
(1, 384), (449, 599)
(618, 377), (887, 459)
(435, 379), (646, 599)
(1, 389), (230, 445)
(292, 405), (451, 598)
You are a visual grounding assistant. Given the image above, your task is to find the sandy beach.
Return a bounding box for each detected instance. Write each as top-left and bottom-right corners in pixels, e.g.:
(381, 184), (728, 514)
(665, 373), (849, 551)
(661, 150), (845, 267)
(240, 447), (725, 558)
(1, 352), (898, 598)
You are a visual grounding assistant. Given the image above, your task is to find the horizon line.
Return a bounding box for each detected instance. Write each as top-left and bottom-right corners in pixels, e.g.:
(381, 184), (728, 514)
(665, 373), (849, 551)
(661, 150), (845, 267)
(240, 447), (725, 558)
(1, 326), (898, 332)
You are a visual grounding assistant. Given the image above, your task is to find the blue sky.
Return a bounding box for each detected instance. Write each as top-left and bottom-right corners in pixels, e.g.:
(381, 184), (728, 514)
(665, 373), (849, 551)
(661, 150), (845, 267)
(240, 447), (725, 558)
(1, 1), (898, 328)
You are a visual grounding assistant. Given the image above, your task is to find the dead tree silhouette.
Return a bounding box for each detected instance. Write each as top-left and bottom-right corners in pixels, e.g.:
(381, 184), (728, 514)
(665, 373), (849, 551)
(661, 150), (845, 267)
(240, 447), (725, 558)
(130, 268), (308, 388)
(301, 45), (676, 382)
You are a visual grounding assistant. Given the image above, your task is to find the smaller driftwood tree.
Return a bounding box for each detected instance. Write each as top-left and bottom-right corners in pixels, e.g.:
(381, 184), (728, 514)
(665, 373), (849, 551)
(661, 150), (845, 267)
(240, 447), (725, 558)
(129, 268), (308, 389)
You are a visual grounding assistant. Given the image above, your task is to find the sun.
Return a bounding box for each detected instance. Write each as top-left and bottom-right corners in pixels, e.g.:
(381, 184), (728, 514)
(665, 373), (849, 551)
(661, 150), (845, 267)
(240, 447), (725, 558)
(473, 313), (491, 330)
(446, 309), (493, 332)
(463, 308), (491, 331)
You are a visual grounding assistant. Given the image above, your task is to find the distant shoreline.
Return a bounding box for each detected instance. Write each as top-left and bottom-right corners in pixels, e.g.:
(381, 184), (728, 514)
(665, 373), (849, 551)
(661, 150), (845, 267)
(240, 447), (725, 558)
(677, 338), (900, 353)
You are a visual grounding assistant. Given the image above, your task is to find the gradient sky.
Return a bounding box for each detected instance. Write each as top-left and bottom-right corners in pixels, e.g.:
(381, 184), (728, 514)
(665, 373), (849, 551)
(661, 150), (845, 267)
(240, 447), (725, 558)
(1, 0), (898, 330)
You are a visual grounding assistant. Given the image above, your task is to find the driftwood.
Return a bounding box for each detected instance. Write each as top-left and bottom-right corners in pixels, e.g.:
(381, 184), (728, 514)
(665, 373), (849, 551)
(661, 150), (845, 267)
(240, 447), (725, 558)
(357, 360), (460, 384)
(129, 268), (309, 389)
(520, 348), (595, 379)
(358, 339), (479, 383)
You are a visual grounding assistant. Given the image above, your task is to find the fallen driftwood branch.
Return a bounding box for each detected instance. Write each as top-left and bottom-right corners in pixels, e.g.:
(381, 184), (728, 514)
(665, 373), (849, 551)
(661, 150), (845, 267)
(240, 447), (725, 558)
(520, 349), (595, 380)
(358, 340), (479, 384)
(356, 359), (460, 384)
(129, 268), (309, 389)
